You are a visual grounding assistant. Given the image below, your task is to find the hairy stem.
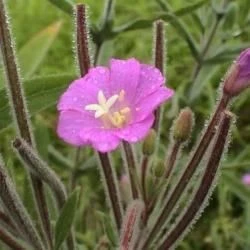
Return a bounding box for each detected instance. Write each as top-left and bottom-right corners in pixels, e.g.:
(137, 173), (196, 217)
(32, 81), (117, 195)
(122, 142), (140, 199)
(141, 156), (149, 204)
(71, 4), (92, 191)
(0, 1), (52, 248)
(164, 141), (181, 179)
(0, 158), (44, 250)
(0, 225), (26, 250)
(141, 94), (230, 249)
(98, 153), (123, 232)
(76, 4), (91, 76)
(153, 20), (165, 132)
(158, 111), (232, 249)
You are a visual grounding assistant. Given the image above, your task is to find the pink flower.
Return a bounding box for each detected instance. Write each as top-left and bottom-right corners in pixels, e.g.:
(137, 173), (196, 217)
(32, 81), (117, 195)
(242, 173), (250, 186)
(223, 48), (250, 97)
(57, 58), (174, 152)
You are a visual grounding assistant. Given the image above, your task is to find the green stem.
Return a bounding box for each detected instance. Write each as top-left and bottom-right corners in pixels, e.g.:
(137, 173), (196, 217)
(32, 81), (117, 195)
(0, 225), (26, 250)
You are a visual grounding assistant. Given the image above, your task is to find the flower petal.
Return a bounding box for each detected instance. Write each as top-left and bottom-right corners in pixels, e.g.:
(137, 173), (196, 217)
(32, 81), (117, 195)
(57, 110), (101, 146)
(109, 58), (141, 103)
(58, 66), (110, 112)
(115, 114), (154, 143)
(80, 128), (120, 153)
(134, 87), (174, 122)
(135, 64), (165, 102)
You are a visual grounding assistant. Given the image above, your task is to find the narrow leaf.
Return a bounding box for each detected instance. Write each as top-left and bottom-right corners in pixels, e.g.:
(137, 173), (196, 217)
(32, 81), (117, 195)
(19, 21), (63, 78)
(54, 187), (80, 250)
(0, 74), (76, 132)
(222, 171), (250, 203)
(48, 0), (73, 14)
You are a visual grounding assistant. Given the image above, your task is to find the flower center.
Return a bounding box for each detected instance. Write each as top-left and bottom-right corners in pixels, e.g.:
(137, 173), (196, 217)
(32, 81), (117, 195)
(85, 90), (131, 128)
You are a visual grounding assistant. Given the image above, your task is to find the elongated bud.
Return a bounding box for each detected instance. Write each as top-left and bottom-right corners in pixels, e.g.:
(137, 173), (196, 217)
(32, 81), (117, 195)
(223, 48), (250, 97)
(173, 107), (194, 142)
(142, 129), (157, 155)
(119, 174), (132, 204)
(13, 138), (67, 208)
(96, 236), (110, 250)
(0, 156), (44, 250)
(120, 200), (145, 250)
(151, 159), (165, 177)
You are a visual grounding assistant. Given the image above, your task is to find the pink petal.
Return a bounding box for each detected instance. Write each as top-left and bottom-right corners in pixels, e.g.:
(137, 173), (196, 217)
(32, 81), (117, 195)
(58, 66), (110, 112)
(115, 114), (154, 143)
(109, 58), (140, 103)
(135, 64), (165, 102)
(134, 87), (174, 122)
(80, 128), (120, 153)
(57, 110), (101, 146)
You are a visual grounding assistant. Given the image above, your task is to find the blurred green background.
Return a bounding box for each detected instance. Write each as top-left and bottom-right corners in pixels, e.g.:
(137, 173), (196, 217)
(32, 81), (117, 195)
(1, 0), (250, 249)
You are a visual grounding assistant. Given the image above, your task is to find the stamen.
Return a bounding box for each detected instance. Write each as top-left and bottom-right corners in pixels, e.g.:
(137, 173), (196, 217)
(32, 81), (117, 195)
(120, 107), (130, 115)
(98, 90), (107, 106)
(85, 89), (131, 128)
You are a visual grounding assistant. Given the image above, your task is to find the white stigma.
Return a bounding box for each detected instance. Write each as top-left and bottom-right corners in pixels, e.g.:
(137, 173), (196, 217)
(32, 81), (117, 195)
(85, 90), (119, 118)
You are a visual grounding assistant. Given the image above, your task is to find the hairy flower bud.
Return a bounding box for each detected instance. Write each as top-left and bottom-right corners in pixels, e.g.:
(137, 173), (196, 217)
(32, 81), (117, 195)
(142, 129), (157, 155)
(223, 48), (250, 97)
(242, 173), (250, 186)
(173, 107), (194, 142)
(151, 159), (165, 177)
(119, 174), (132, 204)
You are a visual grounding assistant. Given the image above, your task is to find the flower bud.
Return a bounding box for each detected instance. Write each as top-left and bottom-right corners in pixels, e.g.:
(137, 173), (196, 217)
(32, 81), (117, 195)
(142, 129), (157, 155)
(96, 236), (110, 250)
(119, 174), (132, 204)
(223, 48), (250, 97)
(173, 107), (194, 142)
(151, 159), (165, 177)
(242, 173), (250, 186)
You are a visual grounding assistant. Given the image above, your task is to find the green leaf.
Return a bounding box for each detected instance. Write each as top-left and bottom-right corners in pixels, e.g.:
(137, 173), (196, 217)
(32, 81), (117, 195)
(96, 211), (117, 247)
(174, 0), (209, 16)
(48, 0), (73, 14)
(54, 187), (80, 250)
(156, 0), (209, 15)
(0, 74), (76, 133)
(35, 116), (50, 161)
(188, 64), (219, 102)
(222, 171), (250, 203)
(114, 13), (200, 60)
(204, 44), (249, 65)
(19, 21), (63, 78)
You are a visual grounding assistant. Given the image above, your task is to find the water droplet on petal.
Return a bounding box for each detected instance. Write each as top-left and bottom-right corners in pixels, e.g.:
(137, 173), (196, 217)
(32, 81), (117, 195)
(131, 136), (137, 141)
(99, 68), (106, 74)
(73, 97), (78, 102)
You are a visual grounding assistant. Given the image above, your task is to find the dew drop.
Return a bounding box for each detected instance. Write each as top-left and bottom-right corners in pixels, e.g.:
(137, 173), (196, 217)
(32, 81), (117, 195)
(73, 97), (78, 102)
(99, 68), (106, 74)
(131, 136), (137, 141)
